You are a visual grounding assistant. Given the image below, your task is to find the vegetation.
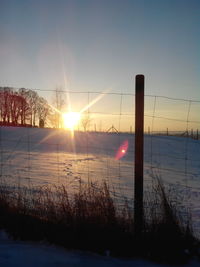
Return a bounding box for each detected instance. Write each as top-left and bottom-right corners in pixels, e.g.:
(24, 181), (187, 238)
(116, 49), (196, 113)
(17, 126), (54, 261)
(0, 87), (50, 127)
(0, 86), (92, 130)
(0, 178), (199, 264)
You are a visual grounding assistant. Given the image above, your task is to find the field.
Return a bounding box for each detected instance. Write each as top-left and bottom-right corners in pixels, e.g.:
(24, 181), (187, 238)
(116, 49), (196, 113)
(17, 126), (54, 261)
(0, 126), (200, 237)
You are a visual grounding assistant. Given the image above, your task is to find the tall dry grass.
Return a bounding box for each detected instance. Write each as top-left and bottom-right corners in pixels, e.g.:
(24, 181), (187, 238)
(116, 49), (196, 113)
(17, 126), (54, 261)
(0, 178), (199, 263)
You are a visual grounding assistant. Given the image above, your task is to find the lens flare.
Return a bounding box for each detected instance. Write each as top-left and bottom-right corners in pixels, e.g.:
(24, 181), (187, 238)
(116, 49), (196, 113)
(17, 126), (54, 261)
(115, 140), (129, 160)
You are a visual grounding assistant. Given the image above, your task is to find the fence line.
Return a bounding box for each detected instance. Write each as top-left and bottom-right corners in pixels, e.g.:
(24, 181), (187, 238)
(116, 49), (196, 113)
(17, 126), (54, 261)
(1, 86), (200, 131)
(0, 87), (200, 225)
(2, 85), (200, 102)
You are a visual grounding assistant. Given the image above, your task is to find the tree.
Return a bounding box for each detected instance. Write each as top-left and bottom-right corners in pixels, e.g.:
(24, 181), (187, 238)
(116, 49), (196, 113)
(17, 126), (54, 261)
(18, 88), (31, 125)
(81, 113), (92, 131)
(51, 87), (66, 128)
(10, 92), (25, 124)
(26, 90), (39, 126)
(0, 87), (13, 123)
(37, 97), (50, 126)
(0, 87), (30, 125)
(0, 87), (52, 127)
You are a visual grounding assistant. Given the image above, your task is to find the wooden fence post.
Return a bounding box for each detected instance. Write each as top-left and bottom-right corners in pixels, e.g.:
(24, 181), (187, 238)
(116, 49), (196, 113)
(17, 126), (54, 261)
(134, 74), (144, 236)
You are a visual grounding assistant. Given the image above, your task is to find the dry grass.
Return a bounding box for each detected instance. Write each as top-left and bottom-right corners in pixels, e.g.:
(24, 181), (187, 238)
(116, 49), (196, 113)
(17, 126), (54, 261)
(0, 178), (199, 263)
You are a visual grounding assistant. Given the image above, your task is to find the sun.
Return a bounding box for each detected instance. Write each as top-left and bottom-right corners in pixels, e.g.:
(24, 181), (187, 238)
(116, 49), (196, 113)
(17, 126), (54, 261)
(62, 112), (81, 130)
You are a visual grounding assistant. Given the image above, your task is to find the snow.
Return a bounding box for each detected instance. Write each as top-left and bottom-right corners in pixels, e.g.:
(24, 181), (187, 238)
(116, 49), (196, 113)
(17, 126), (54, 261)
(0, 127), (200, 266)
(0, 230), (199, 267)
(0, 126), (200, 236)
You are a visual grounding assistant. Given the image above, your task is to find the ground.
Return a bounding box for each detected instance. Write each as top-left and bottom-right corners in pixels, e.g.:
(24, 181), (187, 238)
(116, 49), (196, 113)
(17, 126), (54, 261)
(0, 231), (199, 267)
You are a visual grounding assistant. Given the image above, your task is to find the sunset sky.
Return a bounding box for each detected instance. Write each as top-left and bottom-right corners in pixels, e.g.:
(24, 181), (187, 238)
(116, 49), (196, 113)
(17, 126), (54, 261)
(0, 0), (199, 131)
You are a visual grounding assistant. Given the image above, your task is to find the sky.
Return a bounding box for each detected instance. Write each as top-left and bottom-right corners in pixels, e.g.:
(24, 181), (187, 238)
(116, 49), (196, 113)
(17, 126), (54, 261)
(0, 0), (200, 130)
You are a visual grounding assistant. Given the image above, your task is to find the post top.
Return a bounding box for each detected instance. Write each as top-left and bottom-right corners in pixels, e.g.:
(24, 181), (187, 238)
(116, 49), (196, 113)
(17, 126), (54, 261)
(136, 74), (145, 79)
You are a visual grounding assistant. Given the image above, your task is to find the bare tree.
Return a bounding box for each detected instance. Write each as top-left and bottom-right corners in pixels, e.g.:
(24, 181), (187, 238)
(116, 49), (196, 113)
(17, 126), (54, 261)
(0, 87), (12, 123)
(51, 87), (66, 128)
(27, 90), (39, 126)
(18, 88), (31, 125)
(37, 97), (50, 127)
(0, 87), (53, 128)
(0, 87), (29, 125)
(81, 113), (92, 131)
(10, 92), (25, 124)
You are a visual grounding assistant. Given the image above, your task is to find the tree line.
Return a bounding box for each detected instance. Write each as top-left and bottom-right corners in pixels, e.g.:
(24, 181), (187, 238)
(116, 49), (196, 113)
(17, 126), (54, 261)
(0, 87), (91, 130)
(0, 87), (50, 127)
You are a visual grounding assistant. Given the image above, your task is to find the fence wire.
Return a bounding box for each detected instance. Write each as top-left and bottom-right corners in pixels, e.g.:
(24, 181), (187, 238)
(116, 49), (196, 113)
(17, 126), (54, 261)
(0, 87), (200, 234)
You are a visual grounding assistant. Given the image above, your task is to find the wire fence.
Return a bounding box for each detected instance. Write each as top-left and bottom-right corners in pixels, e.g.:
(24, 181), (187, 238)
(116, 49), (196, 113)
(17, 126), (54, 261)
(0, 87), (200, 234)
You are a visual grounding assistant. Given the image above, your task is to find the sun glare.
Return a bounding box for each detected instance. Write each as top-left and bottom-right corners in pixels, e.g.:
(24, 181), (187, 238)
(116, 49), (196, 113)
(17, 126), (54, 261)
(62, 112), (81, 130)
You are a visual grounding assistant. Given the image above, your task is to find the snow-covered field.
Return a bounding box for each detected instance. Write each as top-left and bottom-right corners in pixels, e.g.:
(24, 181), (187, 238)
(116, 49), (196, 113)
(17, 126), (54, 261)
(0, 126), (200, 236)
(1, 230), (200, 267)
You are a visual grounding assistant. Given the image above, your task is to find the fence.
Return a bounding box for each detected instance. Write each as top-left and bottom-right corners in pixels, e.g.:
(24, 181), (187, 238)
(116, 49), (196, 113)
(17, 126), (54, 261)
(0, 82), (200, 235)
